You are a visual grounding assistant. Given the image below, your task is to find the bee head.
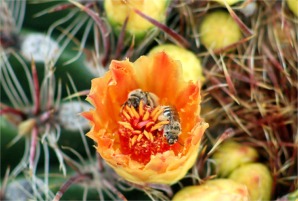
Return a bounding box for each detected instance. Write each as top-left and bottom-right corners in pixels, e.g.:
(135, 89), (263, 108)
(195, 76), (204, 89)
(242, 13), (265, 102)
(166, 133), (178, 145)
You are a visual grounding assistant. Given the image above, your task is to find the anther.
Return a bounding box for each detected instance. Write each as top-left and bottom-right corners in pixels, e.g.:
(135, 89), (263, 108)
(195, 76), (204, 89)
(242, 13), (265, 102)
(148, 132), (154, 142)
(145, 121), (154, 128)
(122, 110), (131, 120)
(143, 130), (150, 140)
(118, 121), (134, 131)
(137, 134), (143, 142)
(150, 120), (169, 132)
(150, 106), (161, 118)
(152, 108), (164, 121)
(132, 130), (142, 134)
(138, 100), (144, 116)
(125, 105), (135, 118)
(142, 110), (150, 120)
(130, 106), (140, 119)
(131, 135), (138, 145)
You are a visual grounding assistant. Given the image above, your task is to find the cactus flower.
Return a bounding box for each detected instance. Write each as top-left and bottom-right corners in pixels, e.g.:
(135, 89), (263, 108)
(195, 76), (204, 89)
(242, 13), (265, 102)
(82, 52), (208, 184)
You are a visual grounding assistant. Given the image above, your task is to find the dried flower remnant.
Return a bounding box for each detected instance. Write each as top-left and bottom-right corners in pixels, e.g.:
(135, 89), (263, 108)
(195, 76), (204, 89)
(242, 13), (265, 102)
(83, 52), (208, 184)
(20, 33), (60, 63)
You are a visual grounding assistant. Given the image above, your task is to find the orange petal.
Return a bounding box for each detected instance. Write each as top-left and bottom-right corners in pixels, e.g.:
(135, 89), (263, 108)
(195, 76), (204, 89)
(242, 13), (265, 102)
(133, 52), (184, 104)
(83, 52), (209, 185)
(176, 82), (201, 134)
(87, 73), (118, 131)
(81, 110), (94, 122)
(87, 60), (139, 131)
(108, 59), (139, 106)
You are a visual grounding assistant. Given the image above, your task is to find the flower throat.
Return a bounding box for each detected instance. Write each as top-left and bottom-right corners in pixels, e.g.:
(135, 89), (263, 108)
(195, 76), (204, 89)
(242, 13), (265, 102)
(118, 89), (182, 165)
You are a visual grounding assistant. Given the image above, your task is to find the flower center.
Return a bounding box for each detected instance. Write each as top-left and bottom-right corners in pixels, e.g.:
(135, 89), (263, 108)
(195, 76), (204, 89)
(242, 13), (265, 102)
(118, 100), (180, 165)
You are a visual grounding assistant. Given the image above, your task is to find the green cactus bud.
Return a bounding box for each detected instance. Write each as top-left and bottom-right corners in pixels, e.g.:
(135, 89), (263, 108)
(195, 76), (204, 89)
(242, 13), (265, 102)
(212, 0), (243, 6)
(172, 179), (250, 201)
(104, 0), (169, 41)
(212, 140), (259, 177)
(286, 0), (298, 16)
(229, 163), (273, 201)
(148, 44), (205, 83)
(199, 11), (242, 51)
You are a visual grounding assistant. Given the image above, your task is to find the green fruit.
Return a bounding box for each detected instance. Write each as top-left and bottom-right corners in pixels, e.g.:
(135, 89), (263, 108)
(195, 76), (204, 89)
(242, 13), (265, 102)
(199, 11), (242, 51)
(212, 140), (259, 177)
(172, 179), (249, 201)
(229, 163), (273, 201)
(286, 0), (298, 16)
(104, 0), (170, 41)
(287, 189), (298, 201)
(213, 0), (243, 6)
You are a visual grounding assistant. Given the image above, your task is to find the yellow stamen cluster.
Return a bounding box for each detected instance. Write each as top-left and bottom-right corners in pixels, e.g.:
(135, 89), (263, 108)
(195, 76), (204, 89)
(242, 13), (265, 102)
(118, 101), (169, 147)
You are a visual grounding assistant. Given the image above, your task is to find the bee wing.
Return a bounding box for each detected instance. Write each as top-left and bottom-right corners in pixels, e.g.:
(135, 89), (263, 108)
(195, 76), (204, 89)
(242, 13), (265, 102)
(147, 92), (160, 107)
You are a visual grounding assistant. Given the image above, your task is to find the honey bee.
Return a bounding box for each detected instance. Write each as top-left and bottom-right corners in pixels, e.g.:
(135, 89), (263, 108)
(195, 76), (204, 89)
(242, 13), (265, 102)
(159, 106), (182, 145)
(124, 89), (159, 109)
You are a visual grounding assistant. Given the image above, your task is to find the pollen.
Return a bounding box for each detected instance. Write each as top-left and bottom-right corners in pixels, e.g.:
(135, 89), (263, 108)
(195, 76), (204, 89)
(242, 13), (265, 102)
(118, 98), (175, 165)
